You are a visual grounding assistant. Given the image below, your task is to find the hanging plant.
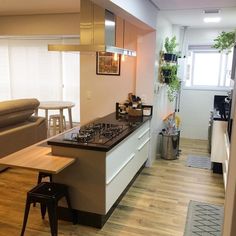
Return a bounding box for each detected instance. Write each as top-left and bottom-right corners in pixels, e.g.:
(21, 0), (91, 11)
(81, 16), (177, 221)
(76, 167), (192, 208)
(213, 31), (235, 53)
(161, 64), (178, 84)
(167, 76), (181, 102)
(164, 36), (178, 54)
(163, 36), (179, 62)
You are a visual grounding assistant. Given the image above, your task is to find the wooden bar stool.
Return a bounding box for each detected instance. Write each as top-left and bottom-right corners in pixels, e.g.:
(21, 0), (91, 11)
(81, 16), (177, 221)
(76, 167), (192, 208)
(20, 182), (75, 236)
(49, 114), (66, 135)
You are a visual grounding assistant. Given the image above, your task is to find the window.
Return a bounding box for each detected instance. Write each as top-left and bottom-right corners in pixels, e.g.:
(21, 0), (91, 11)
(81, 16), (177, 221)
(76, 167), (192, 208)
(185, 45), (233, 89)
(0, 37), (80, 122)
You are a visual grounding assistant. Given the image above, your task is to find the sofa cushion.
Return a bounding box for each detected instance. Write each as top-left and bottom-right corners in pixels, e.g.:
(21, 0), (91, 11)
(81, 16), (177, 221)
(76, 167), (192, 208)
(0, 98), (39, 128)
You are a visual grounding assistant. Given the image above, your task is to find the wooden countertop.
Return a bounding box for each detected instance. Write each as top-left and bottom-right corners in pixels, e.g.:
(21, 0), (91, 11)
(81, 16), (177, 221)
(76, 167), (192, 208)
(0, 142), (75, 174)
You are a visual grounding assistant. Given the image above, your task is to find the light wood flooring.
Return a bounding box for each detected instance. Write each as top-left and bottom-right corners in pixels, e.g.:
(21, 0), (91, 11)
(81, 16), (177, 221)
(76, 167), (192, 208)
(0, 138), (224, 236)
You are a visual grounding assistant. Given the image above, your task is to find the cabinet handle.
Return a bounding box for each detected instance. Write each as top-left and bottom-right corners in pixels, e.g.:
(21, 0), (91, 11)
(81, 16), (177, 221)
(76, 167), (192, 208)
(138, 128), (150, 140)
(106, 153), (135, 185)
(138, 138), (150, 151)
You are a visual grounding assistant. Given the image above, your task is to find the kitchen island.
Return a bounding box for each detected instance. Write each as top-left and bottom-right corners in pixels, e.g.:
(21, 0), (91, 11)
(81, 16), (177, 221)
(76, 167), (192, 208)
(47, 112), (151, 228)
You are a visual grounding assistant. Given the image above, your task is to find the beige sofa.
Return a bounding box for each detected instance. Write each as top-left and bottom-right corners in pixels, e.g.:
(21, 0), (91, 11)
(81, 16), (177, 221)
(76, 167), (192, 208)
(0, 98), (47, 171)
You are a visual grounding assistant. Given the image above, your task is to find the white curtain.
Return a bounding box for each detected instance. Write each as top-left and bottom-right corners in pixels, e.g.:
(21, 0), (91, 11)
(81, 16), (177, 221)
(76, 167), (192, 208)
(0, 38), (80, 122)
(0, 39), (11, 100)
(62, 52), (80, 124)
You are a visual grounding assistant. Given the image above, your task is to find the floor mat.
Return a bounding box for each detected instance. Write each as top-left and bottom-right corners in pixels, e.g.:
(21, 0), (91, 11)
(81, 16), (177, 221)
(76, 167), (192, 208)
(187, 155), (212, 169)
(184, 200), (224, 236)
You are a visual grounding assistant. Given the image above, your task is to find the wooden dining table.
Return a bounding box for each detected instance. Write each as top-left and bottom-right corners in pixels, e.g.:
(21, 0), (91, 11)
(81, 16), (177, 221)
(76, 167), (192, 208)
(36, 101), (75, 133)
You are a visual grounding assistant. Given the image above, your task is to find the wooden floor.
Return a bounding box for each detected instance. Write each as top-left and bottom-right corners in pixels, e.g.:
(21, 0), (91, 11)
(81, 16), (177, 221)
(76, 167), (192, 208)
(0, 138), (225, 236)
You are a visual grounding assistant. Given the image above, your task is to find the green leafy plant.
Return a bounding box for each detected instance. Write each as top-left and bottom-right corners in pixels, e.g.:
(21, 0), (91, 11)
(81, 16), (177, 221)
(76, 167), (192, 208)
(213, 31), (235, 53)
(164, 36), (178, 54)
(161, 64), (178, 83)
(167, 77), (181, 102)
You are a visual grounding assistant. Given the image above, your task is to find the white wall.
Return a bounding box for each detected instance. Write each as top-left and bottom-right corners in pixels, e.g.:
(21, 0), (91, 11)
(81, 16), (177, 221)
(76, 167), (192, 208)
(110, 0), (157, 29)
(80, 54), (136, 124)
(223, 79), (236, 236)
(182, 28), (234, 57)
(179, 28), (234, 140)
(92, 0), (158, 30)
(136, 31), (156, 105)
(148, 13), (175, 163)
(180, 89), (228, 139)
(80, 22), (138, 124)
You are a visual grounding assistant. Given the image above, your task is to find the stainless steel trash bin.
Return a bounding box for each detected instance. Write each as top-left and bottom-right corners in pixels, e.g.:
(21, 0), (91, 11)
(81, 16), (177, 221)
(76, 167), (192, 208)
(160, 132), (179, 160)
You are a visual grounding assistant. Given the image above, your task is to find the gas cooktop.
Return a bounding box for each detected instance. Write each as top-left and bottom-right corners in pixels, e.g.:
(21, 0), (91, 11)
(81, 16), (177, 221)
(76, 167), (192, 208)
(63, 123), (129, 145)
(47, 112), (151, 151)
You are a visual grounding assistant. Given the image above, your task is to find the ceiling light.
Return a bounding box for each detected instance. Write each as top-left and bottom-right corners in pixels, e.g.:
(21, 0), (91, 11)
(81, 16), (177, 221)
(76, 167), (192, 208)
(203, 17), (221, 23)
(204, 9), (220, 14)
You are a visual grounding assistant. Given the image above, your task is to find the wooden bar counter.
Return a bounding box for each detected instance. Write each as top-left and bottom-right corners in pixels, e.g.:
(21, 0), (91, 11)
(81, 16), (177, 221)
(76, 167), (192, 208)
(0, 142), (75, 174)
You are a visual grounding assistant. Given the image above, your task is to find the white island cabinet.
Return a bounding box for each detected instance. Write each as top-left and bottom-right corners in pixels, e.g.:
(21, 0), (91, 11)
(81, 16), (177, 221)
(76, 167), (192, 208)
(105, 120), (150, 212)
(50, 119), (151, 227)
(210, 120), (228, 190)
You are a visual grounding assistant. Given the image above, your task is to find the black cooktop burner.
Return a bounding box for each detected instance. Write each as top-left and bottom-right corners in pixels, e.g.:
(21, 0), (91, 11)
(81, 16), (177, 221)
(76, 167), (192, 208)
(71, 132), (94, 143)
(63, 123), (128, 144)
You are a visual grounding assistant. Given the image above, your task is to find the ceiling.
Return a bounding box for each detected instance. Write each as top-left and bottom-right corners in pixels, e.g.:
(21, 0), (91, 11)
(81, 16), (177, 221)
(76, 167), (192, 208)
(0, 0), (235, 28)
(151, 0), (236, 28)
(151, 0), (236, 10)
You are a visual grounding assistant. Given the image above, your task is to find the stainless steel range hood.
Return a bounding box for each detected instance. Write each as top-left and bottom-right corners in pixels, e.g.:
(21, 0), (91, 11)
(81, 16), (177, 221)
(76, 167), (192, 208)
(48, 0), (136, 56)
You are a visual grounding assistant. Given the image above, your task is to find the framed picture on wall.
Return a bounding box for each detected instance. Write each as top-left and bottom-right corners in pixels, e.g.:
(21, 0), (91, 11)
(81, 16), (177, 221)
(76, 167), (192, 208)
(96, 52), (121, 75)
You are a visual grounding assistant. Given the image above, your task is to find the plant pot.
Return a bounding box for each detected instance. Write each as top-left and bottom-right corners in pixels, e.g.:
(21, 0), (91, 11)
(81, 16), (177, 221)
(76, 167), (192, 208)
(162, 68), (171, 77)
(172, 54), (178, 62)
(164, 53), (175, 62)
(164, 53), (178, 62)
(164, 77), (172, 84)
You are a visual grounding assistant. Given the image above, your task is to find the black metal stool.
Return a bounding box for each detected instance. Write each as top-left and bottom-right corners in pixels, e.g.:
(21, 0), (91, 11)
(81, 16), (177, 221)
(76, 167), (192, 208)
(33, 172), (52, 207)
(21, 182), (74, 236)
(37, 172), (53, 184)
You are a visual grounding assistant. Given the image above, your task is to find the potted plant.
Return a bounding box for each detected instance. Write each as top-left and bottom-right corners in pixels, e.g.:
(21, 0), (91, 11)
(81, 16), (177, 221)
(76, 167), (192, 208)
(167, 76), (181, 102)
(164, 36), (178, 62)
(161, 64), (178, 84)
(213, 31), (235, 53)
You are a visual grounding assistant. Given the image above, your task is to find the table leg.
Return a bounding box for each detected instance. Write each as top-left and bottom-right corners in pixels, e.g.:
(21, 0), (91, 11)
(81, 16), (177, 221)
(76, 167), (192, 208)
(44, 109), (49, 136)
(68, 108), (73, 128)
(45, 109), (49, 129)
(59, 109), (64, 133)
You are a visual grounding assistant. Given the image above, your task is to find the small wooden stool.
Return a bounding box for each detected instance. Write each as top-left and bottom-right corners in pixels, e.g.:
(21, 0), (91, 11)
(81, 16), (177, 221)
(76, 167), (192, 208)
(21, 182), (75, 236)
(49, 114), (66, 135)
